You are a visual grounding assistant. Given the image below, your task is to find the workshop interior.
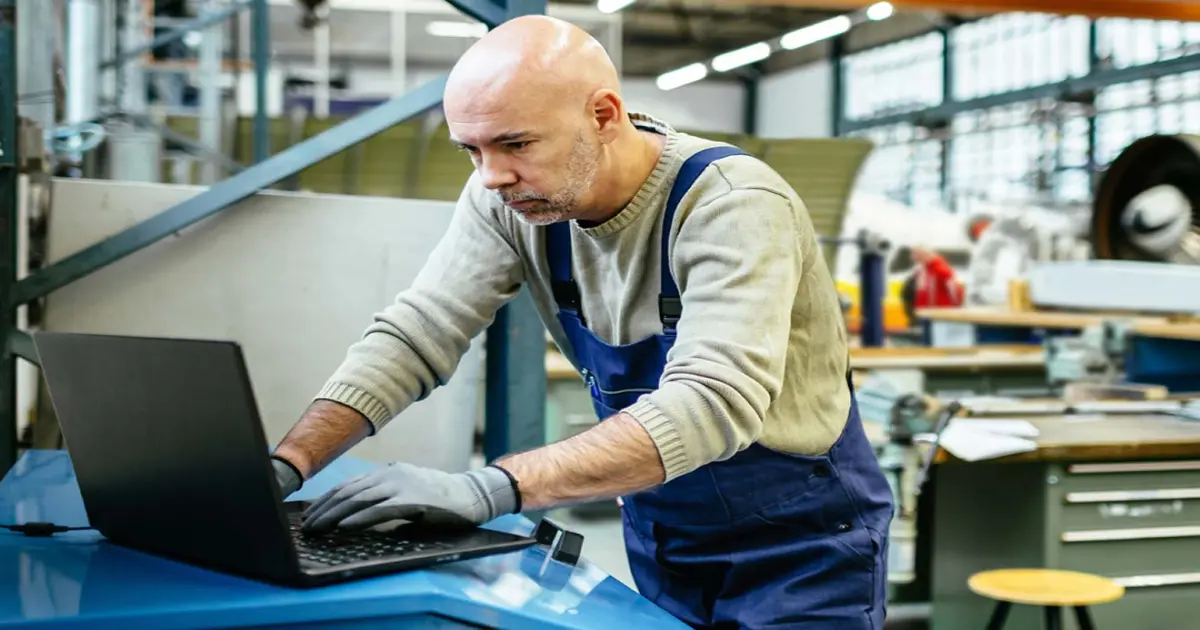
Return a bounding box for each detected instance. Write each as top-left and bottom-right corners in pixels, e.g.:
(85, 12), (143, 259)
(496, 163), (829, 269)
(3, 0), (1200, 628)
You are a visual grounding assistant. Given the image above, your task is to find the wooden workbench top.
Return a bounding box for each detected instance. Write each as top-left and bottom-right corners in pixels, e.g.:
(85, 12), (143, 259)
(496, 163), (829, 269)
(936, 413), (1200, 464)
(547, 344), (1047, 380)
(849, 345), (1045, 370)
(916, 307), (1171, 330)
(917, 307), (1200, 342)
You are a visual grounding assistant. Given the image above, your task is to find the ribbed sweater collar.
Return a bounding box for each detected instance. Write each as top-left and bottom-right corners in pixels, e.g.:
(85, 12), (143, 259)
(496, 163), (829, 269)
(578, 112), (681, 238)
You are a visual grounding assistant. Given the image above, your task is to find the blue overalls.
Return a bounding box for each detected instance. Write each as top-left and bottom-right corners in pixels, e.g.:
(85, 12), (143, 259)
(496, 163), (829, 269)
(545, 146), (895, 629)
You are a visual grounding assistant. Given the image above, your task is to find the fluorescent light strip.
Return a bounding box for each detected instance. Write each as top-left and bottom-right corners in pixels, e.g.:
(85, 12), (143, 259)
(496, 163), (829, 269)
(426, 20), (488, 38)
(712, 42), (771, 72)
(866, 1), (894, 21)
(656, 2), (896, 91)
(656, 63), (707, 91)
(779, 15), (852, 50)
(597, 0), (635, 13)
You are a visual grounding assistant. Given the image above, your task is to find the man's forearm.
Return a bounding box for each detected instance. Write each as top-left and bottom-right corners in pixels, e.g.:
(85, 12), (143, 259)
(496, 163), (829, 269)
(494, 412), (666, 510)
(273, 399), (373, 479)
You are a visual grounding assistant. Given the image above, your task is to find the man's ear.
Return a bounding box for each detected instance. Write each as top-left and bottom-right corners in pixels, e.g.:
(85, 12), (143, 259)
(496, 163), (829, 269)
(590, 90), (624, 143)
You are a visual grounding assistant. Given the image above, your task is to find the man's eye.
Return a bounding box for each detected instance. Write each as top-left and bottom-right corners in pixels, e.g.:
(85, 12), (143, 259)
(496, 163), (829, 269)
(507, 141), (530, 151)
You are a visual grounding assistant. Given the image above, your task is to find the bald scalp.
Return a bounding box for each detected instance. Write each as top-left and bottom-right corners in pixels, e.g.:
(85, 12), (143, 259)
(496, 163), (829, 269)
(444, 15), (620, 118)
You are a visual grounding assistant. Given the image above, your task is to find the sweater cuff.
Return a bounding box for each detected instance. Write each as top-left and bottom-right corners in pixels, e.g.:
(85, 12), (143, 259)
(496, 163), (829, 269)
(315, 382), (394, 432)
(623, 399), (690, 481)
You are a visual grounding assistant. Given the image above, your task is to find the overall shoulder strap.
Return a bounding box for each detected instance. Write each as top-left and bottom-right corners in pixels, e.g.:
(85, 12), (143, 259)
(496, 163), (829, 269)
(545, 221), (582, 319)
(659, 145), (750, 330)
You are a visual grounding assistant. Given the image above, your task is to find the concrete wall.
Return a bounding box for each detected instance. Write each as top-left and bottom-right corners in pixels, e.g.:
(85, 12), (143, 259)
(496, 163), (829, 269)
(43, 179), (484, 472)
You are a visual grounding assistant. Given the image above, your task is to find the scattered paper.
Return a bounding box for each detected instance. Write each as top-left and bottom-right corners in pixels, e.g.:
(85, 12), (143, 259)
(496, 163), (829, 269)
(939, 418), (1040, 462)
(948, 418), (1041, 438)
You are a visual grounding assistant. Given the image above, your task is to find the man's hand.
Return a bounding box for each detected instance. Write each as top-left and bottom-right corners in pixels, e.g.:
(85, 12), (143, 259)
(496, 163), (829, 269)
(300, 463), (519, 533)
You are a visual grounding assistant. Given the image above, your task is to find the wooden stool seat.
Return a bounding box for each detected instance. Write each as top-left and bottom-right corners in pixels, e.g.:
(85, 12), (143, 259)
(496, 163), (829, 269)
(968, 568), (1124, 630)
(969, 569), (1125, 606)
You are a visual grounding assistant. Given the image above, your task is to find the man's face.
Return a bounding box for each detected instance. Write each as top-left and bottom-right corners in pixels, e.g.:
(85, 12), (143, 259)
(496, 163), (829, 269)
(447, 105), (601, 226)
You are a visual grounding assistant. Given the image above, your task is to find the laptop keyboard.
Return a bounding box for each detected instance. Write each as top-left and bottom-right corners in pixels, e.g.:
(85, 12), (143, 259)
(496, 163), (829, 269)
(287, 512), (454, 567)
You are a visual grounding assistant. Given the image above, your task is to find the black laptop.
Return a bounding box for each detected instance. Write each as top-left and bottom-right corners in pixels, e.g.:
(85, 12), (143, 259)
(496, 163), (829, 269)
(33, 331), (535, 587)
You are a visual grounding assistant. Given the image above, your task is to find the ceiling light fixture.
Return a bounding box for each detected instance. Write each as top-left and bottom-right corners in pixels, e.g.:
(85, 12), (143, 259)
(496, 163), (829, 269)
(425, 20), (487, 38)
(866, 1), (894, 21)
(779, 15), (851, 50)
(596, 0), (635, 13)
(711, 42), (771, 72)
(656, 63), (708, 91)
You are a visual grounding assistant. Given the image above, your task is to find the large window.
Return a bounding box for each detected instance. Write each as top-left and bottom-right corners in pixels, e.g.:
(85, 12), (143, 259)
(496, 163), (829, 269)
(841, 12), (1200, 212)
(947, 101), (1091, 207)
(843, 32), (945, 122)
(1096, 19), (1200, 69)
(1095, 73), (1200, 164)
(849, 123), (944, 210)
(951, 13), (1090, 100)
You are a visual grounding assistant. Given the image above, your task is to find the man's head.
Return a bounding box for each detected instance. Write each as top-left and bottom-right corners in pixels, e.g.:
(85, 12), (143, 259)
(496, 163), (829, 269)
(443, 16), (632, 225)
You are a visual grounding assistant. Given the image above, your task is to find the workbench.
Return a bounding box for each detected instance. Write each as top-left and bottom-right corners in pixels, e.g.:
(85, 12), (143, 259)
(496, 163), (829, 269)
(916, 307), (1170, 346)
(928, 412), (1200, 630)
(849, 345), (1049, 398)
(916, 307), (1200, 392)
(0, 450), (688, 630)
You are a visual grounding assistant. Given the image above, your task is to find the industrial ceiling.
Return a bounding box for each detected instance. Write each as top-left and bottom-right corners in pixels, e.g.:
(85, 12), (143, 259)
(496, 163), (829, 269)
(261, 0), (1200, 80)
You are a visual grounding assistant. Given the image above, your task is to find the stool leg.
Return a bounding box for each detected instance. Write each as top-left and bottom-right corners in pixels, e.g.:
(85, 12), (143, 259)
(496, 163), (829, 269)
(1044, 606), (1062, 630)
(985, 601), (1011, 630)
(1074, 606), (1096, 630)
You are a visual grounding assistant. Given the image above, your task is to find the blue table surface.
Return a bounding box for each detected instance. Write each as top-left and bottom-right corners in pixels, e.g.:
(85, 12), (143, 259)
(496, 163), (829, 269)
(0, 450), (687, 629)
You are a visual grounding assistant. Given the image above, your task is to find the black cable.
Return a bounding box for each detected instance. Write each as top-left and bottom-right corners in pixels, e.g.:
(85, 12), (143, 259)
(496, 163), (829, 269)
(0, 522), (95, 537)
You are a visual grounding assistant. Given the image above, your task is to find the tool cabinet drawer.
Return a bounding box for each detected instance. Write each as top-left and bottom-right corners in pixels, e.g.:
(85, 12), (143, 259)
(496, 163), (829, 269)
(1056, 460), (1200, 493)
(1057, 533), (1200, 576)
(1060, 491), (1200, 530)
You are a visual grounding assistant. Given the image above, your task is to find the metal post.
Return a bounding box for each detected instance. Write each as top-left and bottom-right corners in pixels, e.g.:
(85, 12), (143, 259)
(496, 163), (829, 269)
(1086, 19), (1099, 188)
(941, 27), (954, 207)
(198, 0), (222, 184)
(252, 0), (270, 163)
(484, 288), (547, 463)
(859, 231), (888, 348)
(0, 0), (19, 474)
(830, 36), (845, 137)
(313, 17), (331, 119)
(741, 69), (760, 136)
(390, 10), (407, 91)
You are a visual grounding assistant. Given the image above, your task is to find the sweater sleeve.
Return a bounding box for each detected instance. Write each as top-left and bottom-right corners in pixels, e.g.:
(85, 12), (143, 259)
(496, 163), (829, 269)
(622, 186), (802, 481)
(315, 177), (524, 431)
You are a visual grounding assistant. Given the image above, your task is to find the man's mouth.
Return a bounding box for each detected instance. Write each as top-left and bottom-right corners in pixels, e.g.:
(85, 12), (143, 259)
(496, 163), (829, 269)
(506, 199), (543, 210)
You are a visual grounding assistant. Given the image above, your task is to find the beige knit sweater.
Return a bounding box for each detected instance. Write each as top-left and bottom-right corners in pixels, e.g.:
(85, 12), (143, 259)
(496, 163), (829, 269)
(316, 113), (851, 482)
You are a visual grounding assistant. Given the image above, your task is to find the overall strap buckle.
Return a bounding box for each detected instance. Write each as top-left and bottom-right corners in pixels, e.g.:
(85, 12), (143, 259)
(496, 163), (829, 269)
(658, 296), (682, 329)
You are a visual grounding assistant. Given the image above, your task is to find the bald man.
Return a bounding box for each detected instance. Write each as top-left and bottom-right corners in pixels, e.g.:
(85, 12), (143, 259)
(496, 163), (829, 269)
(270, 15), (893, 629)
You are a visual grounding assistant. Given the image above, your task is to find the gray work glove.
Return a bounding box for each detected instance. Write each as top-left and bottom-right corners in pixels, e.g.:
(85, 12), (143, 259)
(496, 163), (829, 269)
(271, 456), (303, 498)
(300, 462), (520, 533)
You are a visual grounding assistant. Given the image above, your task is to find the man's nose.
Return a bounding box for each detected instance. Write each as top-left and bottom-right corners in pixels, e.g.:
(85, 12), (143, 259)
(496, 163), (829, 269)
(477, 154), (518, 190)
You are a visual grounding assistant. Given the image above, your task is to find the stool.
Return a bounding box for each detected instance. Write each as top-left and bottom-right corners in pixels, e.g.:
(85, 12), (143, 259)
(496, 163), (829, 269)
(968, 568), (1125, 630)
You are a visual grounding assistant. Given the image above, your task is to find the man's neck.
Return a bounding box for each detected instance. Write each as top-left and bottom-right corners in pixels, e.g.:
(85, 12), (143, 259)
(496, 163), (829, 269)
(578, 126), (665, 225)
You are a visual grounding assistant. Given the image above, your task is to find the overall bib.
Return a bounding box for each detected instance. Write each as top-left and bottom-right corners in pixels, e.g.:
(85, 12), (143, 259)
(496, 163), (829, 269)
(545, 146), (895, 629)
